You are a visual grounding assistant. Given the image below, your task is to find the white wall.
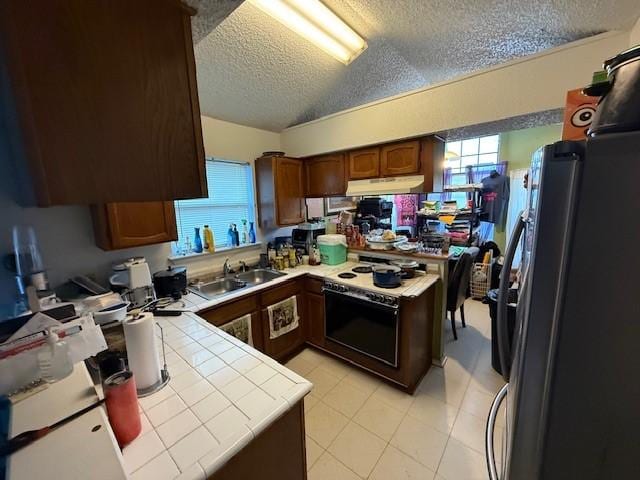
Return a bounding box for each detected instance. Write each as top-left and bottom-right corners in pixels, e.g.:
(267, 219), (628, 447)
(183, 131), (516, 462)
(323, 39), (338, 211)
(631, 17), (640, 46)
(280, 32), (628, 157)
(0, 116), (280, 309)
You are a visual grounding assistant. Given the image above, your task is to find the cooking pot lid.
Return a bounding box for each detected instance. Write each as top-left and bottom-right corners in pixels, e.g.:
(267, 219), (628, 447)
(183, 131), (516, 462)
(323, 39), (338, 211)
(153, 265), (187, 278)
(604, 45), (640, 73)
(372, 265), (401, 274)
(391, 260), (419, 269)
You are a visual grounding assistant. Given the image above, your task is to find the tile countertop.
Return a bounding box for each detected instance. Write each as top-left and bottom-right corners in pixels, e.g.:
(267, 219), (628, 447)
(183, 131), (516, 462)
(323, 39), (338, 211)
(179, 261), (440, 314)
(120, 311), (312, 479)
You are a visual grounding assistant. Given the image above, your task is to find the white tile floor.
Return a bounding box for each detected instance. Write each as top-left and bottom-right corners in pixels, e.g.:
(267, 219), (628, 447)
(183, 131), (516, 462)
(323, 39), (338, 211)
(287, 298), (506, 480)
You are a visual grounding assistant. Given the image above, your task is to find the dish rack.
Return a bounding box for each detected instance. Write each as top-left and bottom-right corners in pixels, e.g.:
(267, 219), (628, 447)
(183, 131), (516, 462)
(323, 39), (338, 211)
(470, 251), (493, 299)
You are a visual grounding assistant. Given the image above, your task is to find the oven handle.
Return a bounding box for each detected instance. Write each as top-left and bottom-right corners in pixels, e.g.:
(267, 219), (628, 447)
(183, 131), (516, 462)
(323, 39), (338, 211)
(322, 288), (399, 311)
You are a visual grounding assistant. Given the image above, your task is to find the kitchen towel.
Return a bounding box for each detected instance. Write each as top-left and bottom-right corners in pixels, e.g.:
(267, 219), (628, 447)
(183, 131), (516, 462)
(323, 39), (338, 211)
(219, 314), (253, 346)
(267, 296), (299, 340)
(122, 313), (161, 390)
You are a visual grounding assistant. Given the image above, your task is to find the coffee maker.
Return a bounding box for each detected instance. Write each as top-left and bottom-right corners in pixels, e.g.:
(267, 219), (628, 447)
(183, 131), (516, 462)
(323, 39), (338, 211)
(109, 257), (155, 308)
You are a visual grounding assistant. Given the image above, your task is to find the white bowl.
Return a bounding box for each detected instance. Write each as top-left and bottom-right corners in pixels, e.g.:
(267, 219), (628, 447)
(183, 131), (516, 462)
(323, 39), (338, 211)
(93, 302), (129, 325)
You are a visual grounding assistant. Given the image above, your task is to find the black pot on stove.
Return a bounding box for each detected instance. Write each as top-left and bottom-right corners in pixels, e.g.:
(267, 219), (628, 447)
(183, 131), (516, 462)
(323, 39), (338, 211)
(372, 265), (402, 288)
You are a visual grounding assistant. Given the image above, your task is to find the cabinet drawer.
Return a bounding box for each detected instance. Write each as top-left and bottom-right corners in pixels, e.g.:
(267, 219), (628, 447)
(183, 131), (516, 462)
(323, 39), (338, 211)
(260, 280), (302, 306)
(199, 295), (258, 327)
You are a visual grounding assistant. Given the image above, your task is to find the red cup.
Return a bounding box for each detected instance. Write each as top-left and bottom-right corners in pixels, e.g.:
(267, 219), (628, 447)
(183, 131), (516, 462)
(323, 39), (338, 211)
(104, 371), (141, 448)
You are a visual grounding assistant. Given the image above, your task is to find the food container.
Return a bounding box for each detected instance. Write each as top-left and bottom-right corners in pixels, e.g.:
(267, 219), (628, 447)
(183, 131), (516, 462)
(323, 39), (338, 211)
(317, 234), (347, 265)
(93, 302), (129, 326)
(586, 46), (640, 136)
(391, 260), (419, 279)
(372, 265), (402, 288)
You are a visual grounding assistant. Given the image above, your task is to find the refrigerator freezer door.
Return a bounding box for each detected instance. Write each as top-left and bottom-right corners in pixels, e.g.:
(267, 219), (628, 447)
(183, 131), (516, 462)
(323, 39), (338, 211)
(505, 141), (584, 479)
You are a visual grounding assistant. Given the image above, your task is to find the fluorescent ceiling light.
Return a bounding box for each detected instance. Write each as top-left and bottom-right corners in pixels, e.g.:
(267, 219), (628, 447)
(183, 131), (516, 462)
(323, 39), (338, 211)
(248, 0), (367, 64)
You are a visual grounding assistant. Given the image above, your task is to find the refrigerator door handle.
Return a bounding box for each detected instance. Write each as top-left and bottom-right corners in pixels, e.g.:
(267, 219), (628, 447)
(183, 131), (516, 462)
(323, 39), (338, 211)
(497, 213), (526, 382)
(486, 383), (509, 480)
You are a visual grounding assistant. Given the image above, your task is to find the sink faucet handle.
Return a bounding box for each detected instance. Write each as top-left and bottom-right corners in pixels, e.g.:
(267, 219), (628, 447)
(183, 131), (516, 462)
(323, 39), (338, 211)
(223, 258), (234, 275)
(239, 260), (248, 272)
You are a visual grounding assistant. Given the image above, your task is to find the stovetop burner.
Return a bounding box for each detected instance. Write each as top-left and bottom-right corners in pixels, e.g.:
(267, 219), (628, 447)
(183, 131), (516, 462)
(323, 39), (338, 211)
(352, 265), (373, 274)
(338, 272), (357, 279)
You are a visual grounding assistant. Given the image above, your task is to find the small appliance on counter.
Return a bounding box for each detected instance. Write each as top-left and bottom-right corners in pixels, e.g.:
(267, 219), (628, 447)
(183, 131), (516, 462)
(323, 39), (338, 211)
(355, 197), (393, 230)
(109, 257), (155, 309)
(152, 266), (187, 300)
(292, 222), (326, 254)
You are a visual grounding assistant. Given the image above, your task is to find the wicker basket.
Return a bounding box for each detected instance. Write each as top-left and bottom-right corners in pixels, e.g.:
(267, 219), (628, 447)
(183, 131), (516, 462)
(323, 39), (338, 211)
(470, 253), (492, 299)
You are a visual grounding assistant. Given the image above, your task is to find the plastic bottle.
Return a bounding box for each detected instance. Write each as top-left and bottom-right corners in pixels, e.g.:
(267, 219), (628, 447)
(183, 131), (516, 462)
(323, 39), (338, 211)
(241, 220), (248, 244)
(232, 225), (240, 247)
(203, 225), (215, 253)
(193, 227), (203, 253)
(227, 224), (235, 247)
(38, 329), (73, 383)
(248, 222), (256, 243)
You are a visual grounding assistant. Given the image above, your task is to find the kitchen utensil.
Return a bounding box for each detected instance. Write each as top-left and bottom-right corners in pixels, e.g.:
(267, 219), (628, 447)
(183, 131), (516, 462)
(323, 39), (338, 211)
(152, 266), (187, 300)
(0, 399), (105, 456)
(104, 370), (141, 447)
(372, 265), (402, 288)
(391, 260), (419, 279)
(109, 258), (154, 309)
(586, 46), (640, 135)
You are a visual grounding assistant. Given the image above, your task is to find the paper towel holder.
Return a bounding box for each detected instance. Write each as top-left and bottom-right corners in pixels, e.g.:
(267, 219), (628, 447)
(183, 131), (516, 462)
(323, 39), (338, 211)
(136, 322), (170, 398)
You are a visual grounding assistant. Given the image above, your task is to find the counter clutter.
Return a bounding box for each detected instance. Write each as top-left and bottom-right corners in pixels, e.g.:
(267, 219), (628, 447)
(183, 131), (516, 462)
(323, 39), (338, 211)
(6, 260), (440, 480)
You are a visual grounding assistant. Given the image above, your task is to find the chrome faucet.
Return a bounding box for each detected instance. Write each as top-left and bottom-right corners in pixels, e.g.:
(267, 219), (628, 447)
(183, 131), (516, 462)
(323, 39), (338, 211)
(223, 258), (234, 275)
(239, 261), (248, 272)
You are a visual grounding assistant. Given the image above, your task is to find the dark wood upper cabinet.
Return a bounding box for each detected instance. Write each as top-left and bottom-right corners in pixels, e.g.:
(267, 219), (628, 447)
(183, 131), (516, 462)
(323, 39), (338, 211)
(380, 140), (421, 176)
(0, 0), (206, 206)
(304, 153), (347, 197)
(91, 202), (178, 251)
(348, 147), (380, 179)
(256, 156), (305, 228)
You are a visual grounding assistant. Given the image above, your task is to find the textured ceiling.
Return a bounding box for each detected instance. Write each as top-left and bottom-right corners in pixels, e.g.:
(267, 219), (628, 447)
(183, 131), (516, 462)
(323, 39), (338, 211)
(193, 0), (640, 132)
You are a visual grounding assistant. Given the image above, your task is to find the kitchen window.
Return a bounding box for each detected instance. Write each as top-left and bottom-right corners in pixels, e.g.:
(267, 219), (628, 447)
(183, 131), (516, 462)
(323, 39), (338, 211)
(443, 135), (500, 206)
(174, 159), (256, 252)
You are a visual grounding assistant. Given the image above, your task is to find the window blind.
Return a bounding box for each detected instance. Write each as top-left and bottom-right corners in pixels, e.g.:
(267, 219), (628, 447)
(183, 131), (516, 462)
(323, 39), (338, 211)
(174, 159), (255, 249)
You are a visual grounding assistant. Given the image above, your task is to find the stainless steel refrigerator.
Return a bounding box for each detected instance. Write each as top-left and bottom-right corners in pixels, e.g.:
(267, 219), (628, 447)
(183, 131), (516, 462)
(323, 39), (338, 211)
(486, 132), (640, 479)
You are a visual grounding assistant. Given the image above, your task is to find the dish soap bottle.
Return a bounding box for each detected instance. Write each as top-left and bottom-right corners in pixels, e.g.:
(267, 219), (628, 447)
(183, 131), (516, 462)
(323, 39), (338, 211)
(248, 221), (256, 243)
(203, 225), (215, 253)
(193, 227), (203, 253)
(38, 329), (73, 383)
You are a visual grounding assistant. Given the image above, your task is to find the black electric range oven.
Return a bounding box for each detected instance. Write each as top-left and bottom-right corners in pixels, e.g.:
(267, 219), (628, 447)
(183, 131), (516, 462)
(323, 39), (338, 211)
(323, 281), (399, 367)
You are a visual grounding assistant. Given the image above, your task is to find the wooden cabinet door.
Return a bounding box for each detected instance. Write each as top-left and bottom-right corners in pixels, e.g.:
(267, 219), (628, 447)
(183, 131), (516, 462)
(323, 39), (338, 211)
(306, 293), (326, 348)
(348, 148), (380, 179)
(91, 202), (177, 250)
(275, 158), (305, 225)
(305, 154), (346, 197)
(199, 296), (263, 351)
(261, 281), (305, 360)
(380, 140), (421, 176)
(0, 0), (205, 205)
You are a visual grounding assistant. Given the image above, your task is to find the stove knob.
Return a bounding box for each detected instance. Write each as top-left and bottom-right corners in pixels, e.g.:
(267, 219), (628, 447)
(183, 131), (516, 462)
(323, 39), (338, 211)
(339, 285), (348, 293)
(385, 296), (395, 305)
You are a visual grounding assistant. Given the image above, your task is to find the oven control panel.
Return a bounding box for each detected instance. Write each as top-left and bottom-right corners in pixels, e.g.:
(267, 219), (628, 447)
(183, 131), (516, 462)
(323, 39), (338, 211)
(323, 282), (399, 307)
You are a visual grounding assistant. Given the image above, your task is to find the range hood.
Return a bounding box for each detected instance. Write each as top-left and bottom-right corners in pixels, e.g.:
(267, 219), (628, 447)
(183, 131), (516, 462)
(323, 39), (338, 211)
(346, 175), (425, 196)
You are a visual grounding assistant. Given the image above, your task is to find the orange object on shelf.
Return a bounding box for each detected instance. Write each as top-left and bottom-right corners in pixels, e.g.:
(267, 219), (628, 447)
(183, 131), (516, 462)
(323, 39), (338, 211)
(562, 88), (599, 140)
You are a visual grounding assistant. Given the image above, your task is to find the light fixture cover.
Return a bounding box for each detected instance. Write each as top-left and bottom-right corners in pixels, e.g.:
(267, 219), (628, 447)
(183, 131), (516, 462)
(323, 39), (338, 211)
(249, 0), (367, 64)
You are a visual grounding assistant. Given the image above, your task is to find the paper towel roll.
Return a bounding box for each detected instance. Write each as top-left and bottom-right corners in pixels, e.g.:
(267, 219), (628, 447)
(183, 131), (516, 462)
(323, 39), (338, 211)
(123, 313), (161, 390)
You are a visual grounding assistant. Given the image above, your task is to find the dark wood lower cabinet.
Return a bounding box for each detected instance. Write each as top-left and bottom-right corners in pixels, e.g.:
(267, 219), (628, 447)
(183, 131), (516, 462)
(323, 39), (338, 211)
(211, 400), (306, 480)
(305, 277), (326, 348)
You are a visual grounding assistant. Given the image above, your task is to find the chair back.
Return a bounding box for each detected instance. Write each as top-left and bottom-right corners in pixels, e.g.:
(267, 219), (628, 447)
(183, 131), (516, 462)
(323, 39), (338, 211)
(447, 247), (479, 310)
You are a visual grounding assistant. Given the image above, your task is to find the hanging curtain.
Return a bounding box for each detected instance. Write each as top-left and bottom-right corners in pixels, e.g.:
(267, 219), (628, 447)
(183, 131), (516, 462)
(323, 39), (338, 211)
(506, 169), (528, 268)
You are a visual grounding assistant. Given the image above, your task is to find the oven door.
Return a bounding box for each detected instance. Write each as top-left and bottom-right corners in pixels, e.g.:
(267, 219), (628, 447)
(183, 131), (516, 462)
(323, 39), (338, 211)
(324, 290), (399, 367)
